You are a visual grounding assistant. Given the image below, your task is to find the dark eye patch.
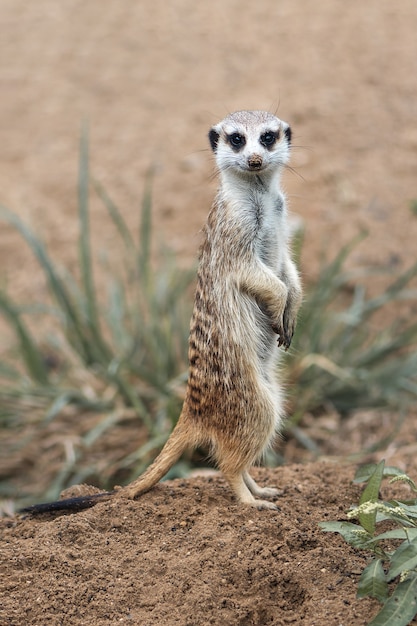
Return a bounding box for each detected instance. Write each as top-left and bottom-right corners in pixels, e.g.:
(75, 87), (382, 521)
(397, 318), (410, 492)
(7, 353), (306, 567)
(260, 131), (278, 148)
(228, 132), (246, 151)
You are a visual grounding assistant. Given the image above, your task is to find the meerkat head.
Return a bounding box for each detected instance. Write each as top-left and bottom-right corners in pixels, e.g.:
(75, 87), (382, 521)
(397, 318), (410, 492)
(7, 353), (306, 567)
(208, 110), (291, 177)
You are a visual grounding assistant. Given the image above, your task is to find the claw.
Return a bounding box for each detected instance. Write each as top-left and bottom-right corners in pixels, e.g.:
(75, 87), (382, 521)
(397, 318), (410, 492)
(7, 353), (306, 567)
(271, 319), (295, 350)
(276, 327), (294, 350)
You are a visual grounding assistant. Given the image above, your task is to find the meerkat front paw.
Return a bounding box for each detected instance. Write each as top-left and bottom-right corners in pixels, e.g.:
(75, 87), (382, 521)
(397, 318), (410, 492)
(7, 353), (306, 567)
(271, 318), (293, 350)
(279, 329), (294, 351)
(281, 304), (300, 350)
(281, 318), (296, 350)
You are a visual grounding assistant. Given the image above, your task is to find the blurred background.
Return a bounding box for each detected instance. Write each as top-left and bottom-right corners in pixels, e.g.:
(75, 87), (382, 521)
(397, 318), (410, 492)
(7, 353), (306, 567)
(1, 0), (417, 507)
(2, 1), (416, 280)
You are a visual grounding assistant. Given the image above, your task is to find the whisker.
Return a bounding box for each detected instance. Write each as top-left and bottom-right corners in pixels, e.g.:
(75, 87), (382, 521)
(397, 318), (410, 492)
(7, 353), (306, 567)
(284, 164), (305, 182)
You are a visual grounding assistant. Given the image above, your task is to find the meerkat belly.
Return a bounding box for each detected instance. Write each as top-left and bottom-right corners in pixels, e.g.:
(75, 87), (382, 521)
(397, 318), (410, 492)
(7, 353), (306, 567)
(238, 291), (280, 378)
(188, 295), (274, 395)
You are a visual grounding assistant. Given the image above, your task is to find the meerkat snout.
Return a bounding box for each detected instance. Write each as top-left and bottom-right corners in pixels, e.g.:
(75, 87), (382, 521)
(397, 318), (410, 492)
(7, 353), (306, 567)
(247, 154), (263, 170)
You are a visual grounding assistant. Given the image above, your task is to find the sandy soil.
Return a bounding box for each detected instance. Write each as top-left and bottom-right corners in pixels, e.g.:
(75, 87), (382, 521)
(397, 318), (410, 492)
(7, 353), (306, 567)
(1, 1), (417, 625)
(0, 463), (399, 626)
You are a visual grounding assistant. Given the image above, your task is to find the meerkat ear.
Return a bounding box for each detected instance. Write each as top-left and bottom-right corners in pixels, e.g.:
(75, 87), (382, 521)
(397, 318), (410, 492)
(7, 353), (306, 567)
(208, 128), (220, 152)
(284, 125), (292, 145)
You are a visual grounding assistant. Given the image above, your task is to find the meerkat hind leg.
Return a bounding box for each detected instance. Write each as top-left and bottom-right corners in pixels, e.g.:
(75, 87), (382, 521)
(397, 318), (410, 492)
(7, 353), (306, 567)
(224, 470), (279, 511)
(243, 470), (282, 499)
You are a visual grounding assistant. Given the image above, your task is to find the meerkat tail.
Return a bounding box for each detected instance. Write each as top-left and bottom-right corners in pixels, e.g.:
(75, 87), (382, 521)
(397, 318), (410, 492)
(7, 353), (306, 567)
(21, 418), (194, 515)
(19, 491), (114, 515)
(120, 419), (194, 499)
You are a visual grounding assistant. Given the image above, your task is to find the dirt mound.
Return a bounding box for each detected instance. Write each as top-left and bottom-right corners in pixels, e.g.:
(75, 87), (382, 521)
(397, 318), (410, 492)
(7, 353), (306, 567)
(2, 1), (417, 625)
(2, 462), (384, 626)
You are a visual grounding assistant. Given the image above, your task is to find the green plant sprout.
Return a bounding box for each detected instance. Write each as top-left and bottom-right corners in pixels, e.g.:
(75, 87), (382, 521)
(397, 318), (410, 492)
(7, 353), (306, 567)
(321, 461), (417, 626)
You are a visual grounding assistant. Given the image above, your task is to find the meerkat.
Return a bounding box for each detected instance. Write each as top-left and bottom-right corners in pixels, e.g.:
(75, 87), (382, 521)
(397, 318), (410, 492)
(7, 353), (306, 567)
(21, 110), (302, 515)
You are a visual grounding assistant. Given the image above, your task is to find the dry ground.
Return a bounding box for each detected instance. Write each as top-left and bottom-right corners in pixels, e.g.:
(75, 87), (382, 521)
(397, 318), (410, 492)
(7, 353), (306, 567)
(0, 463), (387, 626)
(1, 1), (417, 625)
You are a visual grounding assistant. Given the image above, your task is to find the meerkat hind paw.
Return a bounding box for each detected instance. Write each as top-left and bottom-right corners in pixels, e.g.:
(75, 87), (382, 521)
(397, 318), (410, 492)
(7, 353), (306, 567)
(254, 486), (282, 498)
(253, 499), (281, 511)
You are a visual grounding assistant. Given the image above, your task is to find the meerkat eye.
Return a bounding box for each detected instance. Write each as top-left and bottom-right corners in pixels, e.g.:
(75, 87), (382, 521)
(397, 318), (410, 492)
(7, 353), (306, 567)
(228, 133), (246, 150)
(260, 131), (278, 148)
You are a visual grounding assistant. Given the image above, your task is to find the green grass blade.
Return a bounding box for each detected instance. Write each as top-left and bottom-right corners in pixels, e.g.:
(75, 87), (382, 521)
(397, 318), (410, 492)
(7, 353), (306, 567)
(362, 260), (417, 318)
(105, 278), (131, 350)
(92, 178), (137, 254)
(78, 125), (112, 364)
(288, 232), (417, 419)
(0, 290), (49, 385)
(82, 410), (123, 447)
(307, 232), (367, 309)
(107, 368), (151, 425)
(138, 169), (153, 287)
(356, 322), (417, 369)
(43, 390), (114, 423)
(78, 122), (95, 323)
(0, 206), (96, 364)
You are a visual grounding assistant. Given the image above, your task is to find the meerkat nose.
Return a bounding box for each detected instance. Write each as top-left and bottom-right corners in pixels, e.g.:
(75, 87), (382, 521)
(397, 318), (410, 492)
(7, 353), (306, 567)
(247, 155), (263, 170)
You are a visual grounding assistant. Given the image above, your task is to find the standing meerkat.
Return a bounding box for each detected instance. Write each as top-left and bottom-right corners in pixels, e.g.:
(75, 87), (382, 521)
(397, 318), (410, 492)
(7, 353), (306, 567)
(22, 110), (302, 515)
